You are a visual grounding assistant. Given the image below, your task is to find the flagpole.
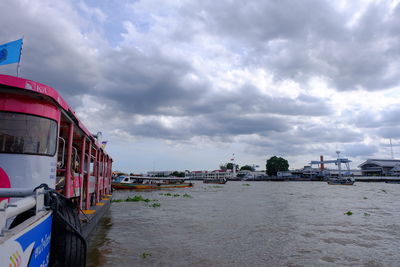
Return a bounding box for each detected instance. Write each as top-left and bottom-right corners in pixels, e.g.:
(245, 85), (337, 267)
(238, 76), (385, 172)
(17, 36), (24, 77)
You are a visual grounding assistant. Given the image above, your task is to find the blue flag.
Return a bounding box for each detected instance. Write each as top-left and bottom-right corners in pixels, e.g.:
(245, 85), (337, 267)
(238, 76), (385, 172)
(0, 39), (23, 66)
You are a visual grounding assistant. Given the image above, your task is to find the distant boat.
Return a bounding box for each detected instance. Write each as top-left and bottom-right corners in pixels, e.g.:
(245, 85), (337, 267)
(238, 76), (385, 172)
(327, 177), (355, 185)
(203, 178), (227, 184)
(310, 151), (355, 185)
(112, 176), (193, 190)
(385, 180), (400, 184)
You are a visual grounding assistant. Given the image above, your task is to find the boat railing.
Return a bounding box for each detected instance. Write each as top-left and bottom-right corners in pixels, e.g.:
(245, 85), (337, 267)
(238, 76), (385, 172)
(0, 187), (46, 237)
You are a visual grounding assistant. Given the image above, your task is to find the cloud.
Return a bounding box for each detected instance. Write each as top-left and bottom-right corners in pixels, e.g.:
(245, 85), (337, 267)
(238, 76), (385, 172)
(179, 0), (400, 91)
(2, 0), (400, 170)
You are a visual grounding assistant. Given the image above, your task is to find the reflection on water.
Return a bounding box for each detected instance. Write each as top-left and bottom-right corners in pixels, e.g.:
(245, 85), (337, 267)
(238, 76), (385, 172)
(87, 182), (400, 266)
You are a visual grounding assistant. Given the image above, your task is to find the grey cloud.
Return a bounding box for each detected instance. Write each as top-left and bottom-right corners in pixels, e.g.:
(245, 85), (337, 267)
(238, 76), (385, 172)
(342, 143), (378, 157)
(188, 85), (332, 117)
(97, 47), (205, 115)
(351, 106), (400, 130)
(118, 113), (290, 141)
(375, 126), (400, 139)
(179, 0), (400, 91)
(0, 1), (98, 107)
(3, 0), (396, 164)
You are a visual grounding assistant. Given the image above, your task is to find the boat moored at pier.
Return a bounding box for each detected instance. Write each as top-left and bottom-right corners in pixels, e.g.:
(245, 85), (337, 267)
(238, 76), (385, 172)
(112, 176), (193, 190)
(0, 74), (113, 266)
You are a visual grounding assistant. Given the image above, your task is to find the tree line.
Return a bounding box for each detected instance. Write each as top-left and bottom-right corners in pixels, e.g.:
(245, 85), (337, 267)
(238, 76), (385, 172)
(114, 155), (289, 177)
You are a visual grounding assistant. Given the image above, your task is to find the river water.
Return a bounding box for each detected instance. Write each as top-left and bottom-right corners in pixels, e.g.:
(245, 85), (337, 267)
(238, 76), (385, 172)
(87, 181), (400, 266)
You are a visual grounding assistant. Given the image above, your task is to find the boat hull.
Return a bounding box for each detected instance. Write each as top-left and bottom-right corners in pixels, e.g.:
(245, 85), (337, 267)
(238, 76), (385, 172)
(203, 179), (227, 184)
(327, 180), (355, 185)
(112, 182), (193, 190)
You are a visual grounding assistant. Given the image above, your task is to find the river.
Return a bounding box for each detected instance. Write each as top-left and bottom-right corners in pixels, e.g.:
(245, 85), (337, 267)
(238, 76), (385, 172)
(87, 181), (400, 266)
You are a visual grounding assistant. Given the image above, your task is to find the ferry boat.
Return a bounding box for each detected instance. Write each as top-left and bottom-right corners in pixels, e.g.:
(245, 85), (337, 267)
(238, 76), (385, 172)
(203, 178), (227, 184)
(327, 177), (355, 185)
(0, 74), (113, 266)
(112, 176), (193, 190)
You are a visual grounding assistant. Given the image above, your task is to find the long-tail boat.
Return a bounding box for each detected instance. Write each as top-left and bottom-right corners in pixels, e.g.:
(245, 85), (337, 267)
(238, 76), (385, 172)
(112, 176), (193, 190)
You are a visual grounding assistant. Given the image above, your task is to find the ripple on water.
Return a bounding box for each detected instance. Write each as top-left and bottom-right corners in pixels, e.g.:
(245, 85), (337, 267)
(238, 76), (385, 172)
(87, 182), (400, 266)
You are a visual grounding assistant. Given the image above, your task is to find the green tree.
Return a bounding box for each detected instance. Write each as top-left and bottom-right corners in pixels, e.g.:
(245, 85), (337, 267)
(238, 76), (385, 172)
(240, 165), (253, 171)
(171, 171), (185, 177)
(266, 156), (289, 176)
(220, 162), (239, 171)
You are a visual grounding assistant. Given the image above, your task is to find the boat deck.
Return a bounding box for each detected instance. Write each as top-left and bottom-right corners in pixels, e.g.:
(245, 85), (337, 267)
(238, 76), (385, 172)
(80, 195), (112, 239)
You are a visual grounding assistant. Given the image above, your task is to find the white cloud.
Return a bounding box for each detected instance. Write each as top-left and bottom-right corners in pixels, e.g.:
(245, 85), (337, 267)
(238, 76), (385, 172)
(2, 0), (400, 172)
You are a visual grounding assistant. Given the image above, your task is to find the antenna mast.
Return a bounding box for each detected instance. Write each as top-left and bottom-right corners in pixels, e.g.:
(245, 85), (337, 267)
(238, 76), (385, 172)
(390, 138), (394, 159)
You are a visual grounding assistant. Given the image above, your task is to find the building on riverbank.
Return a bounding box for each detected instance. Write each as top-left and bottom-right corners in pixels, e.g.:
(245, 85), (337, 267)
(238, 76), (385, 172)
(358, 159), (400, 176)
(186, 169), (235, 180)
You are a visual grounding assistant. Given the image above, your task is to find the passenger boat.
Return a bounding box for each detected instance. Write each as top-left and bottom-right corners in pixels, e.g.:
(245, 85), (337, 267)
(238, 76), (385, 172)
(327, 177), (355, 185)
(0, 74), (113, 266)
(112, 176), (193, 190)
(203, 178), (227, 184)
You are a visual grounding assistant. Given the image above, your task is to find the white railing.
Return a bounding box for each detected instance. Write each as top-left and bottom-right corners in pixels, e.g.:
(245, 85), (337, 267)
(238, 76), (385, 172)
(0, 187), (46, 237)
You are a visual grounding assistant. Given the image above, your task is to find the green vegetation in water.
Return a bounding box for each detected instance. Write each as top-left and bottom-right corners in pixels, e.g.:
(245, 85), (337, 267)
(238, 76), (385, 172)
(363, 197), (368, 199)
(182, 193), (192, 198)
(381, 189), (387, 193)
(113, 195), (157, 203)
(364, 212), (370, 216)
(345, 211), (353, 216)
(141, 252), (151, 259)
(242, 184), (251, 186)
(160, 193), (173, 196)
(212, 186), (223, 188)
(173, 194), (180, 197)
(149, 203), (161, 208)
(126, 195), (153, 202)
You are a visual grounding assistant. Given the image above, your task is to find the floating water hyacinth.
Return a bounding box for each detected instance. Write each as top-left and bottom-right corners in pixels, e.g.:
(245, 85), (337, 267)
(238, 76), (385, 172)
(126, 195), (152, 202)
(141, 252), (151, 259)
(242, 184), (251, 186)
(364, 213), (370, 216)
(345, 211), (353, 216)
(183, 193), (192, 198)
(149, 203), (161, 208)
(112, 195), (157, 202)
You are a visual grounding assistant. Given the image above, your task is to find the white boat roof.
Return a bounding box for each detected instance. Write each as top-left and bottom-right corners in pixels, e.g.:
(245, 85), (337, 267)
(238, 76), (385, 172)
(119, 176), (187, 180)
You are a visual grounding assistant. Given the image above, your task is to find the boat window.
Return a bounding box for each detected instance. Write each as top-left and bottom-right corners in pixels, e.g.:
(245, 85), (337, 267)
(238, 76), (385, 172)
(114, 176), (124, 182)
(0, 111), (58, 156)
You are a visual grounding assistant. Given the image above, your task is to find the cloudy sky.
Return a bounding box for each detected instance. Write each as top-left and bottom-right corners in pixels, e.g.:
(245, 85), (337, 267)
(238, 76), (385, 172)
(1, 0), (400, 173)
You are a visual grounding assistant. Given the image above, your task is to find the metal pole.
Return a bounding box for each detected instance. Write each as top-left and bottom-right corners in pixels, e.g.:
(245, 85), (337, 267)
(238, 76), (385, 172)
(16, 36), (24, 77)
(65, 123), (74, 198)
